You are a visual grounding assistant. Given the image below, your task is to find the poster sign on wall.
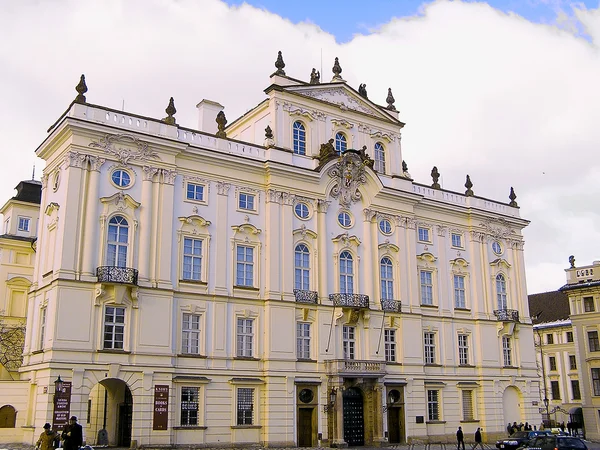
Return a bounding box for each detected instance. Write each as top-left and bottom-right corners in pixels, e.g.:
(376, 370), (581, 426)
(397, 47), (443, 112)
(153, 385), (169, 430)
(52, 381), (72, 432)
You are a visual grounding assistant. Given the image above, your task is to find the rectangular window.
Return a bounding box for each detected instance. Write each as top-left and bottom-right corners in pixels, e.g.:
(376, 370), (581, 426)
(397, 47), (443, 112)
(237, 388), (254, 425)
(103, 306), (125, 349)
(584, 297), (595, 312)
(592, 368), (600, 396)
(458, 334), (469, 366)
(236, 245), (254, 287)
(343, 325), (355, 360)
(454, 275), (466, 308)
(427, 390), (439, 421)
(420, 270), (433, 305)
(424, 332), (436, 365)
(589, 330), (600, 352)
(39, 307), (47, 349)
(296, 322), (310, 360)
(551, 380), (560, 400)
(502, 336), (512, 367)
(180, 387), (199, 426)
(418, 227), (430, 242)
(569, 355), (577, 370)
(186, 182), (204, 201)
(451, 233), (463, 248)
(237, 318), (254, 358)
(183, 237), (202, 281)
(238, 193), (255, 211)
(182, 313), (200, 355)
(17, 217), (30, 232)
(546, 333), (554, 345)
(549, 356), (557, 371)
(462, 390), (474, 421)
(572, 380), (581, 400)
(566, 331), (574, 342)
(384, 329), (396, 362)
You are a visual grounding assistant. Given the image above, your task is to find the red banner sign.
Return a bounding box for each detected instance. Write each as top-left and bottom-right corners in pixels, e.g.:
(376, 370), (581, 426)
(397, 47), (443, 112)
(52, 381), (72, 432)
(153, 385), (169, 430)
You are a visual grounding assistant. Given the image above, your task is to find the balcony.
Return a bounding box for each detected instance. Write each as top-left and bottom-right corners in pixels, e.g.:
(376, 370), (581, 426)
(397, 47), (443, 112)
(326, 359), (386, 376)
(293, 289), (319, 304)
(329, 293), (370, 309)
(96, 266), (139, 285)
(493, 309), (519, 322)
(380, 299), (401, 312)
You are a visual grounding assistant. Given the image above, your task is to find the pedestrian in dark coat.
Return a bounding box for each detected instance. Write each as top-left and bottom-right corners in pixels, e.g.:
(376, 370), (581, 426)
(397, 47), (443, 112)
(457, 426), (465, 450)
(61, 416), (82, 450)
(472, 427), (484, 450)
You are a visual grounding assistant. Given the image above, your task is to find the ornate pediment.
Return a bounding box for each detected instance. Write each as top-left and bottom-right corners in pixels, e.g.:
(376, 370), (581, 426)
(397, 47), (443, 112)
(89, 133), (160, 165)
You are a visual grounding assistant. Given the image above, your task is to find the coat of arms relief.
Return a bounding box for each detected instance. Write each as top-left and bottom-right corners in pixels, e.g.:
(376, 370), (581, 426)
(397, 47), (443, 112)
(327, 151), (371, 207)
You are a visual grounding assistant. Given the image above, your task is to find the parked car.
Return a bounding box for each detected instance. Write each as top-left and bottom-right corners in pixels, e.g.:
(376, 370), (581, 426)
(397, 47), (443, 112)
(519, 435), (587, 450)
(496, 431), (551, 450)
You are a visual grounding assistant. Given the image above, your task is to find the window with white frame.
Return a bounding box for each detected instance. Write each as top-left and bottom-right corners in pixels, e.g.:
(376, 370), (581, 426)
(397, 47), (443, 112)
(570, 355), (577, 370)
(380, 257), (394, 300)
(551, 380), (560, 400)
(420, 270), (433, 305)
(571, 380), (581, 400)
(186, 182), (205, 202)
(384, 329), (396, 362)
(546, 333), (554, 345)
(103, 306), (125, 350)
(451, 233), (463, 248)
(549, 356), (557, 371)
(182, 313), (200, 355)
(458, 334), (469, 365)
(237, 318), (254, 357)
(293, 121), (306, 155)
(182, 237), (202, 281)
(39, 307), (47, 349)
(496, 274), (507, 310)
(592, 368), (600, 396)
(588, 330), (600, 352)
(335, 132), (347, 154)
(454, 274), (466, 308)
(238, 192), (256, 211)
(236, 245), (254, 287)
(462, 390), (474, 421)
(294, 244), (310, 290)
(424, 332), (436, 364)
(418, 226), (430, 242)
(343, 325), (356, 360)
(502, 336), (512, 366)
(296, 322), (311, 359)
(180, 386), (199, 426)
(107, 215), (129, 267)
(17, 217), (30, 232)
(427, 389), (439, 421)
(339, 251), (354, 294)
(237, 387), (254, 425)
(584, 297), (595, 312)
(374, 142), (385, 173)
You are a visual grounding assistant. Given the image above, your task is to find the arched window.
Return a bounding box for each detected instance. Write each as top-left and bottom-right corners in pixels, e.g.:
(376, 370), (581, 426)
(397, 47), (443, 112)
(0, 405), (16, 428)
(293, 121), (306, 155)
(380, 257), (394, 300)
(335, 132), (347, 154)
(496, 274), (507, 310)
(107, 215), (129, 267)
(339, 251), (354, 294)
(374, 142), (386, 174)
(294, 244), (310, 290)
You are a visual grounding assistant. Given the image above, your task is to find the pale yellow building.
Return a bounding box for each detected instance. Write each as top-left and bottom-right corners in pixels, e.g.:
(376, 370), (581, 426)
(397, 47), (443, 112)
(3, 54), (540, 447)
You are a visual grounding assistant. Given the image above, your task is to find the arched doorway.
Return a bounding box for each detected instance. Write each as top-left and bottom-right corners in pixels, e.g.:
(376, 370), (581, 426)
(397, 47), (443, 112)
(502, 386), (522, 427)
(386, 388), (405, 443)
(0, 405), (16, 428)
(343, 387), (364, 446)
(87, 378), (132, 446)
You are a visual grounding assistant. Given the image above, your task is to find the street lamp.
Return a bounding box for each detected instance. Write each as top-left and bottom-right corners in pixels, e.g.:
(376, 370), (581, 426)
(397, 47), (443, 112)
(323, 387), (337, 412)
(54, 375), (64, 394)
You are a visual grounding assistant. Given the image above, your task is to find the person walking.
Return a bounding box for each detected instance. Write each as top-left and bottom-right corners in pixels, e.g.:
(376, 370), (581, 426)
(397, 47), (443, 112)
(61, 416), (83, 450)
(36, 423), (57, 450)
(472, 427), (484, 450)
(457, 426), (466, 450)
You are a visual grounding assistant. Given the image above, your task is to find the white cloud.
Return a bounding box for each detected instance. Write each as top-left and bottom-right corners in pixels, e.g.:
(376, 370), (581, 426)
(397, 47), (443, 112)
(0, 0), (598, 293)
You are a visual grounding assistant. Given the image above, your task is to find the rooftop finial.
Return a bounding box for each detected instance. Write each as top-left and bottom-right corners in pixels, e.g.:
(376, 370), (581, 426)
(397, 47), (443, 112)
(75, 74), (88, 103)
(163, 97), (177, 125)
(431, 166), (441, 189)
(264, 125), (275, 148)
(386, 88), (396, 111)
(216, 111), (227, 138)
(275, 51), (286, 76)
(310, 68), (320, 85)
(332, 57), (343, 81)
(569, 255), (576, 268)
(358, 84), (368, 99)
(465, 175), (474, 197)
(509, 187), (518, 207)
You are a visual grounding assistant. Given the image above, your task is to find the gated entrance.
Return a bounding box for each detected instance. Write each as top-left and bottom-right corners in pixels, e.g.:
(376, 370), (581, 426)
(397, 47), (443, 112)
(343, 387), (364, 446)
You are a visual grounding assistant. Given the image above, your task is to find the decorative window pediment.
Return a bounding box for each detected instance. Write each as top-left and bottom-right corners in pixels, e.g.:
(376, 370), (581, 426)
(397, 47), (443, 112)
(332, 232), (361, 251)
(378, 241), (399, 254)
(232, 222), (262, 239)
(293, 225), (317, 240)
(490, 258), (511, 269)
(417, 252), (437, 265)
(100, 193), (141, 227)
(450, 257), (469, 271)
(178, 215), (211, 240)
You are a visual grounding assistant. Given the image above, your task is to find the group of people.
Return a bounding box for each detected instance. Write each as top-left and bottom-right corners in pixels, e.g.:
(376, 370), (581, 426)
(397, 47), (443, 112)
(36, 416), (82, 450)
(456, 426), (484, 450)
(508, 421), (534, 434)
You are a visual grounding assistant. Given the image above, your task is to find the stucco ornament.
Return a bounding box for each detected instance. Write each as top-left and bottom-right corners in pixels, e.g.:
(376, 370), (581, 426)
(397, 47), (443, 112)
(328, 152), (369, 207)
(89, 134), (160, 165)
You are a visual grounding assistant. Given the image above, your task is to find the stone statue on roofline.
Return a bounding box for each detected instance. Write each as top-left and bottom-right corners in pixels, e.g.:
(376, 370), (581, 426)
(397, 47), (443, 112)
(359, 146), (374, 169)
(216, 111), (227, 138)
(358, 83), (368, 99)
(569, 255), (576, 268)
(316, 139), (337, 166)
(310, 68), (321, 85)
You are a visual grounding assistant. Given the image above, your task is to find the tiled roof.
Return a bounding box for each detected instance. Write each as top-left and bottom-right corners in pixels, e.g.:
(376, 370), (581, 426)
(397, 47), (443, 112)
(527, 290), (570, 324)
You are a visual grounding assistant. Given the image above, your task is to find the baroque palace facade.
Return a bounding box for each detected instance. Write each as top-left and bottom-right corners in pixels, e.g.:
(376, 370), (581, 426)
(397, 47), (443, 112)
(3, 53), (541, 447)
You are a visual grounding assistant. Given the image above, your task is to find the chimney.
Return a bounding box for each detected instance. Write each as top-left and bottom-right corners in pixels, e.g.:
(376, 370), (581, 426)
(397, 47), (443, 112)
(196, 99), (224, 135)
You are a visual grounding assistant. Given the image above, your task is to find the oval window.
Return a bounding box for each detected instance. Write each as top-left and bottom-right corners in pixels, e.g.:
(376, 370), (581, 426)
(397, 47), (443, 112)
(111, 169), (131, 188)
(338, 212), (352, 228)
(294, 202), (309, 219)
(492, 241), (503, 255)
(379, 219), (392, 235)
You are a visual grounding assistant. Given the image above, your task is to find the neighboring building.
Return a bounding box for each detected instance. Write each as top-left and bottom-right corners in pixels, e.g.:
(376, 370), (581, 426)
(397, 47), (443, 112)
(560, 259), (600, 440)
(528, 291), (583, 431)
(4, 54), (540, 447)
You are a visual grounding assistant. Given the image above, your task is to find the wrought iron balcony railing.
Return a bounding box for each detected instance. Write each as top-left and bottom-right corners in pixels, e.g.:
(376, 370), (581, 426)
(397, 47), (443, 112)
(293, 289), (319, 304)
(326, 359), (386, 376)
(329, 293), (370, 309)
(96, 266), (139, 285)
(493, 309), (519, 322)
(380, 299), (402, 313)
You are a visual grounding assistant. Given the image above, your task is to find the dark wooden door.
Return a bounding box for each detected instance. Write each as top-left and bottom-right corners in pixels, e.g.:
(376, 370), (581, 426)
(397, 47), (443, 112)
(298, 408), (313, 447)
(343, 387), (364, 446)
(118, 388), (132, 447)
(388, 407), (400, 443)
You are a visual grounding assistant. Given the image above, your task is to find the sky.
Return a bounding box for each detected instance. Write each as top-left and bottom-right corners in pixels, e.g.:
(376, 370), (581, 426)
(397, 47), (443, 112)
(1, 0), (600, 294)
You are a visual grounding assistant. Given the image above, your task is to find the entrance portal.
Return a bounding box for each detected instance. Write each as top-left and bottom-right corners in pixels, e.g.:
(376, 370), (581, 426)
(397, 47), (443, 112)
(502, 386), (522, 426)
(87, 378), (133, 446)
(343, 387), (364, 446)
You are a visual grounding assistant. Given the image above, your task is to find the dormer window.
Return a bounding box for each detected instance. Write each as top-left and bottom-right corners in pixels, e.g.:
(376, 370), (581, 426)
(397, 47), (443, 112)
(17, 217), (31, 232)
(335, 132), (347, 154)
(293, 121), (306, 155)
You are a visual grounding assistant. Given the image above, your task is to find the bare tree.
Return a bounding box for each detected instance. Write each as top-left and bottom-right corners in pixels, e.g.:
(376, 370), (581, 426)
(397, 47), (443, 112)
(0, 315), (26, 372)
